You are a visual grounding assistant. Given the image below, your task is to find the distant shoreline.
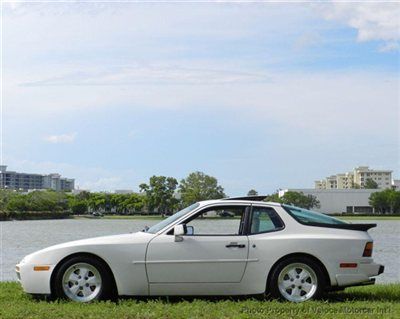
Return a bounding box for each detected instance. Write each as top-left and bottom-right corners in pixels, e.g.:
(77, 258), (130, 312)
(1, 213), (400, 221)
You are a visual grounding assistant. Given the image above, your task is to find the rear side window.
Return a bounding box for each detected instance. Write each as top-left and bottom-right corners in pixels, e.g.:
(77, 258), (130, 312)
(283, 205), (347, 225)
(250, 206), (284, 234)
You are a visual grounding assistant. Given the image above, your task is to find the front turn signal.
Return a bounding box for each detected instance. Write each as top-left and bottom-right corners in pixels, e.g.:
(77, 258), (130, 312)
(363, 242), (373, 257)
(33, 265), (50, 271)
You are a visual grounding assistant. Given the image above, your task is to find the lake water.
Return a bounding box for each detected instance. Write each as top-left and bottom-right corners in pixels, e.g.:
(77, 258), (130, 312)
(1, 219), (399, 283)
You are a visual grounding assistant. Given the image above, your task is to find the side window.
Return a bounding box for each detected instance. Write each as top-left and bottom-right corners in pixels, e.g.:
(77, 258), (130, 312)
(184, 205), (247, 235)
(250, 206), (284, 234)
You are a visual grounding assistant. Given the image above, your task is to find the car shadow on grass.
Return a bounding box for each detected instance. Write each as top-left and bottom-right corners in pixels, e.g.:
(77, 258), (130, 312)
(28, 285), (400, 304)
(117, 287), (399, 304)
(322, 289), (400, 303)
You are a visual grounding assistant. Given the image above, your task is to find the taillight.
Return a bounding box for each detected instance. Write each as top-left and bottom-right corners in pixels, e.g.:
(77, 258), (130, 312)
(363, 242), (373, 257)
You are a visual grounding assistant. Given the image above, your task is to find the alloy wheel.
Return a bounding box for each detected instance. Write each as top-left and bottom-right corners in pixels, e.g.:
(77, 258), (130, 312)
(277, 262), (318, 302)
(62, 262), (102, 302)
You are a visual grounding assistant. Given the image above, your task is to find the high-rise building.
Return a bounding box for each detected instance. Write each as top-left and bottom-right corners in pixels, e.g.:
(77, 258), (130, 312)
(0, 165), (74, 191)
(315, 166), (392, 190)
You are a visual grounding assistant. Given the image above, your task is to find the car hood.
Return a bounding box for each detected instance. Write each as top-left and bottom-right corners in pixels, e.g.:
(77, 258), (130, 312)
(21, 231), (155, 264)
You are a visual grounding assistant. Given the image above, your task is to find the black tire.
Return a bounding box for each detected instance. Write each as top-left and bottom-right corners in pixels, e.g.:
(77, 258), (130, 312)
(268, 256), (326, 302)
(53, 255), (115, 302)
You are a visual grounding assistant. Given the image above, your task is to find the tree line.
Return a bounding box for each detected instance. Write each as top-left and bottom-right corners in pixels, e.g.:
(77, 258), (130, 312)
(1, 170), (398, 216)
(0, 171), (226, 216)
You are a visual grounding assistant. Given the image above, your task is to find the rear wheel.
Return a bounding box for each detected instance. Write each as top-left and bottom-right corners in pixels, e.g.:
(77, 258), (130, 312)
(53, 256), (114, 302)
(268, 257), (325, 302)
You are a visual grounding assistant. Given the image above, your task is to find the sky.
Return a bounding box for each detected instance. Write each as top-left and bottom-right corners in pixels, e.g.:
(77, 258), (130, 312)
(2, 1), (400, 195)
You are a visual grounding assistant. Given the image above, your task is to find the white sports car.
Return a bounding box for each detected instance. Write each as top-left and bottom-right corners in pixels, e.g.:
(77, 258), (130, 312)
(16, 196), (384, 303)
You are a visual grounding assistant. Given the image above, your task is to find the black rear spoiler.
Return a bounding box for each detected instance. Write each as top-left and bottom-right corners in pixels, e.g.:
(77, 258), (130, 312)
(306, 222), (377, 232)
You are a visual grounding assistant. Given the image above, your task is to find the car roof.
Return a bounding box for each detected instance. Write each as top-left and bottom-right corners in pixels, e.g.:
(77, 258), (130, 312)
(197, 198), (282, 207)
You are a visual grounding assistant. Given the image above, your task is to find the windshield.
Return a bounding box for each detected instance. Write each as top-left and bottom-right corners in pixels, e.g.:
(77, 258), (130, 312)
(283, 205), (347, 225)
(146, 202), (200, 234)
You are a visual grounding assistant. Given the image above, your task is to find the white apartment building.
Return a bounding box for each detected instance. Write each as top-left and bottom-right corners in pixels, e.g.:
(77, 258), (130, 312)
(315, 166), (392, 190)
(0, 165), (74, 191)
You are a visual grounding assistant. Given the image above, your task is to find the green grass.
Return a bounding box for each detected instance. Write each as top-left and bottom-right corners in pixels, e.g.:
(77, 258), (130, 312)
(1, 282), (399, 319)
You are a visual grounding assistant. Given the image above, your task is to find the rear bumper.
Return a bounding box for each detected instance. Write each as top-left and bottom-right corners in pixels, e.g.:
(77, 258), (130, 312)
(335, 263), (384, 287)
(378, 265), (385, 275)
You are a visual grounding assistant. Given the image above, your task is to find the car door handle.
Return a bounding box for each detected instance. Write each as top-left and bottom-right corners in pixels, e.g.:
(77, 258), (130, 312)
(225, 243), (246, 248)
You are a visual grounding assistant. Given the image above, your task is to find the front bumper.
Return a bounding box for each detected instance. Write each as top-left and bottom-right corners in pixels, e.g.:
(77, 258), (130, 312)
(335, 262), (384, 287)
(16, 262), (54, 295)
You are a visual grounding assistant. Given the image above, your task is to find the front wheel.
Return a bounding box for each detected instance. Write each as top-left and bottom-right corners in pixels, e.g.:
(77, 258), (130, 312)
(268, 257), (325, 302)
(53, 256), (113, 302)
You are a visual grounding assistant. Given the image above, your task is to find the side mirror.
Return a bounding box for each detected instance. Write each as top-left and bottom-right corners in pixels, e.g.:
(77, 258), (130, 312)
(174, 224), (186, 236)
(174, 224), (185, 242)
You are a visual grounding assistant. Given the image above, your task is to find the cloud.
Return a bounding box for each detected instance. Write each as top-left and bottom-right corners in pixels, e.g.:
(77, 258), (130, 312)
(43, 132), (77, 144)
(379, 41), (400, 53)
(21, 64), (269, 87)
(8, 70), (398, 139)
(80, 177), (123, 191)
(316, 2), (400, 50)
(294, 32), (322, 51)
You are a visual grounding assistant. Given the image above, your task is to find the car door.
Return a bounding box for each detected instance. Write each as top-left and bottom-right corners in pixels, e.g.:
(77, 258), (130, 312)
(146, 204), (250, 283)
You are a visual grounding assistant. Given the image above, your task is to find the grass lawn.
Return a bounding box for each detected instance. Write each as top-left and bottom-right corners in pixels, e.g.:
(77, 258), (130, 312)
(1, 282), (399, 319)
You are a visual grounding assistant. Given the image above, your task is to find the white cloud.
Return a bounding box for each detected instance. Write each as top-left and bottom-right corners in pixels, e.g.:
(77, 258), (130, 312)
(316, 2), (400, 49)
(294, 32), (322, 50)
(80, 177), (123, 191)
(43, 132), (77, 144)
(7, 70), (398, 139)
(379, 41), (400, 53)
(22, 64), (269, 87)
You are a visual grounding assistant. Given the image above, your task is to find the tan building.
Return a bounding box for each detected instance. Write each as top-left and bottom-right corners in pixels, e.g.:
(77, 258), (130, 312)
(353, 166), (392, 189)
(336, 173), (354, 189)
(315, 166), (392, 190)
(325, 175), (338, 189)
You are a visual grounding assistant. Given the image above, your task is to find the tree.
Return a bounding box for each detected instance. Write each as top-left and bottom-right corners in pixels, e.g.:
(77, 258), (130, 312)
(121, 193), (145, 214)
(280, 191), (320, 209)
(364, 178), (379, 189)
(369, 191), (388, 214)
(87, 193), (107, 212)
(264, 192), (282, 203)
(69, 199), (88, 215)
(5, 190), (69, 212)
(140, 176), (178, 215)
(369, 189), (400, 214)
(179, 171), (225, 206)
(0, 189), (19, 210)
(75, 190), (91, 201)
(247, 189), (258, 196)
